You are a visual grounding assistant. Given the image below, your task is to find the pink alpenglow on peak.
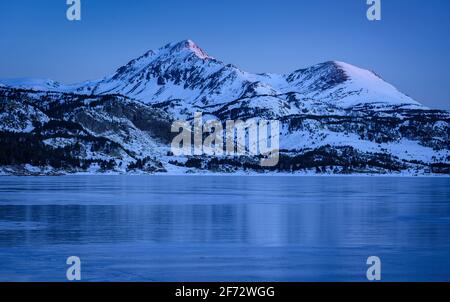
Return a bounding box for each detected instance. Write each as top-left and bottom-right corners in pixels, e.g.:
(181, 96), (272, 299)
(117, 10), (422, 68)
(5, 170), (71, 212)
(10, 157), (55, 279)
(166, 39), (213, 60)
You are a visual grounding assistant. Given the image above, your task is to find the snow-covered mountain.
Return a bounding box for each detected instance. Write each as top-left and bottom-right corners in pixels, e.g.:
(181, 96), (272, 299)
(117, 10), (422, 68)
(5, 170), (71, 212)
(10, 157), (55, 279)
(65, 40), (424, 114)
(0, 40), (448, 175)
(3, 40), (425, 112)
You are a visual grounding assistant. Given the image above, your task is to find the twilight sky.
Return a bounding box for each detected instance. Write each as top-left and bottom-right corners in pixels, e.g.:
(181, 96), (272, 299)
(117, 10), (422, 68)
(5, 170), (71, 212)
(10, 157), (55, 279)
(0, 0), (449, 109)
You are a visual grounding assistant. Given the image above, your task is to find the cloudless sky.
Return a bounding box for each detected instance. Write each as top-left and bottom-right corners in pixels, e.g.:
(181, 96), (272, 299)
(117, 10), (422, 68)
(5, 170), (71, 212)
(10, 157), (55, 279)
(0, 0), (449, 109)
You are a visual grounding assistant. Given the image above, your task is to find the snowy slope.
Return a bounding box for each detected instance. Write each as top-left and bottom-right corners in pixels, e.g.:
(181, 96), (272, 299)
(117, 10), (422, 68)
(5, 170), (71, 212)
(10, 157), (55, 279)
(285, 61), (424, 109)
(0, 78), (65, 92)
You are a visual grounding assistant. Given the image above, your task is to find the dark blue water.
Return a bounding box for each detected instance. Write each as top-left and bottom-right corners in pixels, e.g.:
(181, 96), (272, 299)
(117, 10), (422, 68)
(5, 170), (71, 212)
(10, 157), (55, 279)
(0, 176), (449, 281)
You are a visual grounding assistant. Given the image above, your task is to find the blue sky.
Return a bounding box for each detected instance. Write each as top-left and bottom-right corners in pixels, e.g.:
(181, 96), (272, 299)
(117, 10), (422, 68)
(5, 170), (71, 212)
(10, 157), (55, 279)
(0, 0), (449, 109)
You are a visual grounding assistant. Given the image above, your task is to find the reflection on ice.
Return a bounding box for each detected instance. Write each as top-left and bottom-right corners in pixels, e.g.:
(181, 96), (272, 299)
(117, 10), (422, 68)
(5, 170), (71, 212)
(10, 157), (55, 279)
(0, 176), (449, 281)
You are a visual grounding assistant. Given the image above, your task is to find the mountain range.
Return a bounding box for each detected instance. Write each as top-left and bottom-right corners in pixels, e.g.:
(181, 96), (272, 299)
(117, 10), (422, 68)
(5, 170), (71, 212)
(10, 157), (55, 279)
(0, 39), (449, 175)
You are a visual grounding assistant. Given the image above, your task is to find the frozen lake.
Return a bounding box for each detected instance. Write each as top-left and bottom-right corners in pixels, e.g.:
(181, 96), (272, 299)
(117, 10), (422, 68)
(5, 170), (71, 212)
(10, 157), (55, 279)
(0, 175), (449, 281)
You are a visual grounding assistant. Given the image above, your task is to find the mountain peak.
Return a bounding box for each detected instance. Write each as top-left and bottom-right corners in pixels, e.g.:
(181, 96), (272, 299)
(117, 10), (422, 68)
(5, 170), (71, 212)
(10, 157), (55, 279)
(165, 39), (212, 60)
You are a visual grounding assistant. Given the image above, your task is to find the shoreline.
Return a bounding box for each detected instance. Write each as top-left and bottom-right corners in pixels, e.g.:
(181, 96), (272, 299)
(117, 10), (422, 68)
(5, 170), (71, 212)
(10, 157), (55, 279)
(1, 171), (449, 178)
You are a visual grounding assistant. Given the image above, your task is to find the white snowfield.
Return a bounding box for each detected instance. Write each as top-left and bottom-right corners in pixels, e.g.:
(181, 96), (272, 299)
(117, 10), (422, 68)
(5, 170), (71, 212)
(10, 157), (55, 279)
(0, 78), (63, 92)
